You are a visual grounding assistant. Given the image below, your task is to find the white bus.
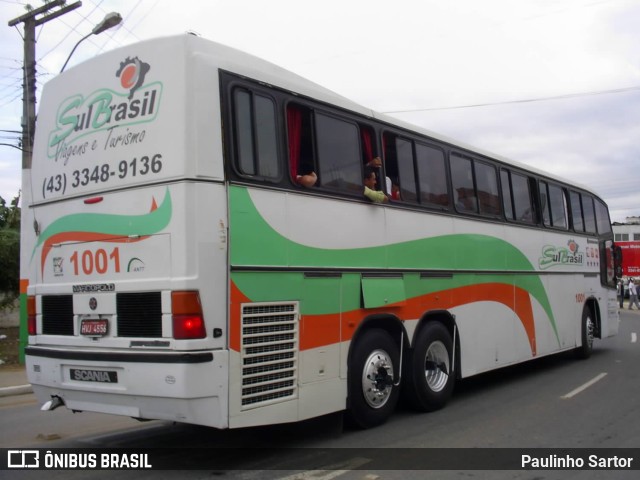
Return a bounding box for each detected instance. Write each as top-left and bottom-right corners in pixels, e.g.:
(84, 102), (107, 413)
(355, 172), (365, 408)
(22, 34), (620, 429)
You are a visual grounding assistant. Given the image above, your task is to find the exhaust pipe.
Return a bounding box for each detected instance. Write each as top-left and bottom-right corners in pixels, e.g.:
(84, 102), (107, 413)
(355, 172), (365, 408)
(41, 395), (65, 411)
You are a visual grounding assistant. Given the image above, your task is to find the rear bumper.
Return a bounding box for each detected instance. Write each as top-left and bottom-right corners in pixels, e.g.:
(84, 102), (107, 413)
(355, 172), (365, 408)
(26, 346), (229, 428)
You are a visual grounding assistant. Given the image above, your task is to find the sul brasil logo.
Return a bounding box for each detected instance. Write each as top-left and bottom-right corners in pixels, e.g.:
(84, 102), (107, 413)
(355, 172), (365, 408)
(47, 56), (162, 160)
(539, 239), (584, 269)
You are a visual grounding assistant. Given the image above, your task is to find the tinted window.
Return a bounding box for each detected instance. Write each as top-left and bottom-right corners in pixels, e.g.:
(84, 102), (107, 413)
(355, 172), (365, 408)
(583, 195), (596, 233)
(233, 89), (280, 179)
(549, 184), (567, 229)
(512, 173), (534, 223)
(595, 199), (612, 234)
(396, 137), (418, 203)
(501, 170), (534, 223)
(500, 170), (513, 219)
(475, 161), (501, 216)
(569, 191), (584, 232)
(234, 90), (254, 175)
(316, 113), (361, 192)
(416, 143), (449, 208)
(540, 181), (567, 229)
(451, 154), (476, 213)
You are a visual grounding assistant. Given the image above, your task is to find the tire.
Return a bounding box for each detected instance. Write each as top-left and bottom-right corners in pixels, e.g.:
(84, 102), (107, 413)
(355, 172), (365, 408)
(404, 322), (455, 412)
(346, 328), (400, 429)
(575, 307), (594, 359)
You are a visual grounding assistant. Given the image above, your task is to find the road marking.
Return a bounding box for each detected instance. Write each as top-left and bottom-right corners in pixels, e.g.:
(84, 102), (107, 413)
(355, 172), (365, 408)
(632, 332), (637, 343)
(561, 373), (607, 399)
(277, 457), (371, 480)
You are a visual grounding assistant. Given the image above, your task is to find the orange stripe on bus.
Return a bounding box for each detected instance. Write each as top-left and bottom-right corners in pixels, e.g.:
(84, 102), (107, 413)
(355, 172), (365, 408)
(230, 281), (537, 356)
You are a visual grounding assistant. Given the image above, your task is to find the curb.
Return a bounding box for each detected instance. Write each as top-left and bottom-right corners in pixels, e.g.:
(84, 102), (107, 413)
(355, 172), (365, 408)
(0, 384), (33, 397)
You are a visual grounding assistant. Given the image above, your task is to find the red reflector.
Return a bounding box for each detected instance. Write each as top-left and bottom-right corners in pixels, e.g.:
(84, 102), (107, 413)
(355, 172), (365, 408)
(28, 315), (36, 335)
(173, 314), (206, 339)
(84, 196), (104, 204)
(27, 296), (36, 335)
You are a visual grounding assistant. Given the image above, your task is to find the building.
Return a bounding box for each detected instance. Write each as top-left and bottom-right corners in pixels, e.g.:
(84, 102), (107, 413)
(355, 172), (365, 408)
(613, 217), (640, 277)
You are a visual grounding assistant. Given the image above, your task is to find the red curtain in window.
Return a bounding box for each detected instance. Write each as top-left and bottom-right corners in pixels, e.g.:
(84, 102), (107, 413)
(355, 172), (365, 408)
(361, 128), (373, 162)
(287, 106), (302, 179)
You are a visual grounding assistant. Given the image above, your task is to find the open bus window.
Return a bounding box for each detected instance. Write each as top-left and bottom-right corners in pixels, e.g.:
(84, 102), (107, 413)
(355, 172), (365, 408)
(383, 132), (416, 203)
(287, 104), (317, 187)
(288, 104), (363, 194)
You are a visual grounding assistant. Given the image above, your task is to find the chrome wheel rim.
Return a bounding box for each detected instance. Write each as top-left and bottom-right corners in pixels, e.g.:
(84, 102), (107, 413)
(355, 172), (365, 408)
(424, 340), (450, 392)
(361, 349), (394, 409)
(586, 315), (594, 349)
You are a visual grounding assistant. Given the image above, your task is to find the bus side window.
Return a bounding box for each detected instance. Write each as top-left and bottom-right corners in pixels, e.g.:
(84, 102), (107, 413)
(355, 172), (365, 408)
(416, 143), (449, 209)
(539, 181), (568, 229)
(287, 104), (317, 187)
(475, 161), (501, 216)
(501, 169), (535, 223)
(233, 88), (280, 180)
(315, 112), (361, 193)
(569, 190), (585, 232)
(539, 181), (551, 226)
(383, 132), (418, 203)
(451, 153), (477, 213)
(583, 195), (597, 233)
(595, 198), (612, 235)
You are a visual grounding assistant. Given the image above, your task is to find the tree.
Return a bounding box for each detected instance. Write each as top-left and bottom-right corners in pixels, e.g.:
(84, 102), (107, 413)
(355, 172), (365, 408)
(0, 193), (20, 309)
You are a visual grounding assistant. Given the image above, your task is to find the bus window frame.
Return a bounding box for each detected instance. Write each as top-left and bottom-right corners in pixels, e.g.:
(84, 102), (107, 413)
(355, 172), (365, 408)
(313, 109), (365, 196)
(539, 180), (569, 231)
(227, 82), (284, 184)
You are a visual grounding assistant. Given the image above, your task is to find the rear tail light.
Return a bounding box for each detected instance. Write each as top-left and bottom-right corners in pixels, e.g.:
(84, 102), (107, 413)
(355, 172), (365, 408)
(27, 296), (36, 335)
(172, 291), (206, 339)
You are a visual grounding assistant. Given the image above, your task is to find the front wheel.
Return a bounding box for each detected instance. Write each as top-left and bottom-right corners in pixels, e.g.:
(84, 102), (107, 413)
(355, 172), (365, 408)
(575, 307), (594, 359)
(404, 322), (455, 411)
(346, 328), (400, 428)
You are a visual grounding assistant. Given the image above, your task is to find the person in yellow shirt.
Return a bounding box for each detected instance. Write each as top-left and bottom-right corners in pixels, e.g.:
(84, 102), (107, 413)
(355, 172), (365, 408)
(363, 167), (388, 203)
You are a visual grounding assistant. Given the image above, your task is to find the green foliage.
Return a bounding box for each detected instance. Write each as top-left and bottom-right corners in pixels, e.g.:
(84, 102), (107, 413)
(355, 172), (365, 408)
(0, 194), (20, 230)
(0, 194), (20, 309)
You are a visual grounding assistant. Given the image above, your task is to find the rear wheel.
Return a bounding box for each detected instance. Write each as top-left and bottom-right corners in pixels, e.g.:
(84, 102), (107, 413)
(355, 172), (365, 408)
(404, 322), (455, 411)
(346, 328), (400, 428)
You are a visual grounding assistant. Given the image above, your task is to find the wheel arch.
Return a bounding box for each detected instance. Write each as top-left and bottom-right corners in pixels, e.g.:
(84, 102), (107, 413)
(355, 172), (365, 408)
(349, 313), (407, 363)
(411, 309), (460, 379)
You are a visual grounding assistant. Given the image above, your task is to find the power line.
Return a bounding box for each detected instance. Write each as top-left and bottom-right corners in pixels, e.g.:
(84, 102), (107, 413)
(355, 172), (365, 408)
(383, 85), (640, 114)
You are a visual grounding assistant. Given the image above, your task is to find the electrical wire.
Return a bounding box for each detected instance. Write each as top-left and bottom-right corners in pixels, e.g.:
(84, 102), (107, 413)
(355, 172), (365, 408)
(382, 86), (640, 114)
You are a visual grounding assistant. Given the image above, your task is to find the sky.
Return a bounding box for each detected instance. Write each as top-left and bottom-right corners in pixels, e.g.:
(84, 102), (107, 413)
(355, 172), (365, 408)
(1, 0), (639, 222)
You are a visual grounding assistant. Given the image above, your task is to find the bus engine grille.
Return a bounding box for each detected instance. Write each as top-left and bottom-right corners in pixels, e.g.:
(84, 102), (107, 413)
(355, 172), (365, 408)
(240, 302), (299, 409)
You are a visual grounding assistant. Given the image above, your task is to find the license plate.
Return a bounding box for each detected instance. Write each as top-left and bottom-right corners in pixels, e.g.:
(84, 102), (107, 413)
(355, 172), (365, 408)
(70, 368), (118, 383)
(80, 319), (108, 336)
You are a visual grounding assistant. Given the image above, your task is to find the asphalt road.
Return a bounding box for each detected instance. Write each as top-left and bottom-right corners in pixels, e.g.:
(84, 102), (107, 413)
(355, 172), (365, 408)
(2, 310), (640, 479)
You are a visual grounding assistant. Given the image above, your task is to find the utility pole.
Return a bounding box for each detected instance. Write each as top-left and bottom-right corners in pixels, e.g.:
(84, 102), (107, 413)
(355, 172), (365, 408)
(8, 0), (82, 169)
(8, 0), (82, 365)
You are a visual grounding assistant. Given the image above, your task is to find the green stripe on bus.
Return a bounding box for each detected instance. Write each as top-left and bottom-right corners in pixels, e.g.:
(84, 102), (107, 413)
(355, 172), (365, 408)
(229, 185), (559, 340)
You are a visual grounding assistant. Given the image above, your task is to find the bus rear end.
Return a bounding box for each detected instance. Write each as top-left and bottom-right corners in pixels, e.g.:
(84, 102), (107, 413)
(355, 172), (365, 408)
(23, 35), (230, 427)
